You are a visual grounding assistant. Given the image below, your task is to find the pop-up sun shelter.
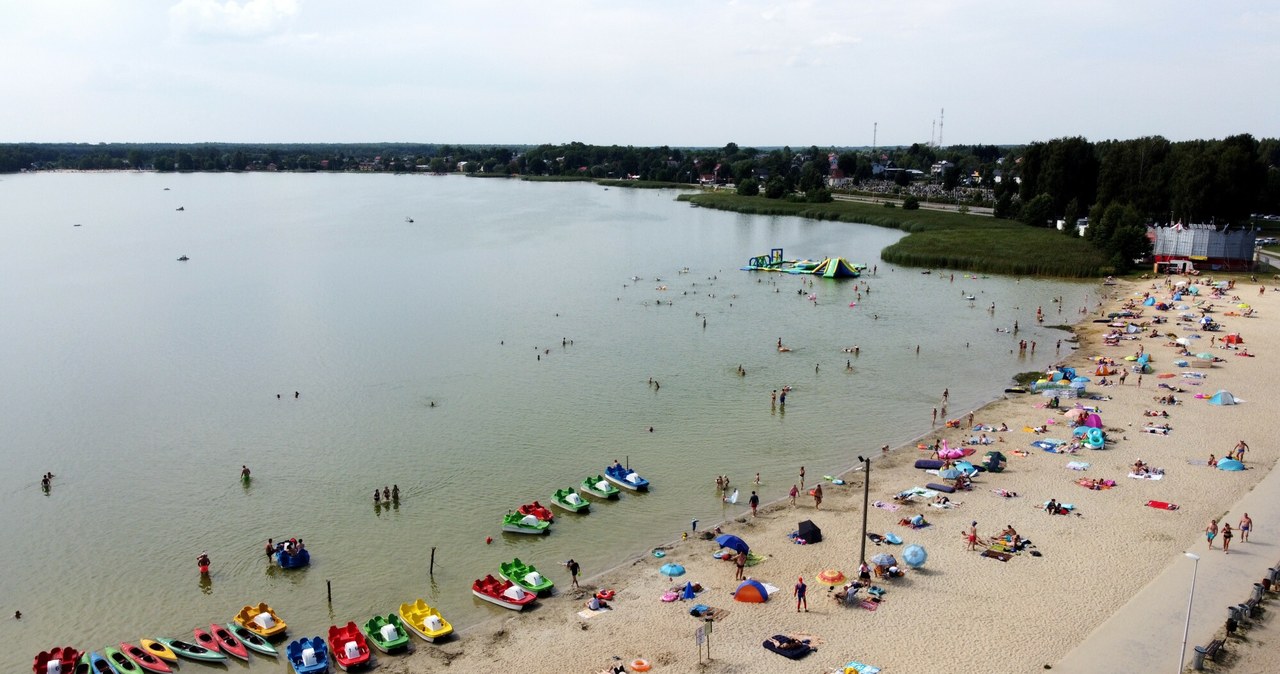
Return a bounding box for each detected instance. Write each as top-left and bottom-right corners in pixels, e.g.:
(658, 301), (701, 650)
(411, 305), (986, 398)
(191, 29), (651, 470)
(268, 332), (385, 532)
(1208, 390), (1237, 405)
(734, 579), (769, 603)
(797, 520), (822, 543)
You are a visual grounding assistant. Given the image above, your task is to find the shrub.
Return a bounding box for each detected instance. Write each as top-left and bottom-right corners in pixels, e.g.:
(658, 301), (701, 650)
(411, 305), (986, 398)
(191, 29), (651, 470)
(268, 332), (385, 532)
(903, 196), (921, 210)
(883, 201), (896, 208)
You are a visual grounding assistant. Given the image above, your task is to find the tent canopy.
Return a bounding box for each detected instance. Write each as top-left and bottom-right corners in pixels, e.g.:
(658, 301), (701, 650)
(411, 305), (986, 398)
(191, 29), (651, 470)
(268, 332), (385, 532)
(797, 520), (822, 543)
(1209, 390), (1237, 406)
(734, 579), (769, 603)
(715, 534), (750, 554)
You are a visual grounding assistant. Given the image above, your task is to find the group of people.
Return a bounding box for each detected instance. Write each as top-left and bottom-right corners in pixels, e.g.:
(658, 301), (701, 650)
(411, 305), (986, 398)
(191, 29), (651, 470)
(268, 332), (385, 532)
(373, 485), (400, 504)
(267, 537), (305, 556)
(39, 471), (55, 491)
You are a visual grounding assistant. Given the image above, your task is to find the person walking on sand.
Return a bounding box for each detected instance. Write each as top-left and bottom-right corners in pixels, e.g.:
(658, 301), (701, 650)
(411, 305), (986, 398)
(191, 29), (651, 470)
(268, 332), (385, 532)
(735, 550), (747, 580)
(1240, 513), (1252, 542)
(566, 559), (581, 589)
(799, 466), (805, 488)
(794, 577), (808, 612)
(812, 483), (823, 510)
(749, 490), (760, 517)
(1206, 519), (1218, 549)
(1119, 370), (1127, 385)
(1234, 440), (1249, 462)
(789, 484), (798, 506)
(967, 521), (978, 551)
(1222, 523), (1234, 553)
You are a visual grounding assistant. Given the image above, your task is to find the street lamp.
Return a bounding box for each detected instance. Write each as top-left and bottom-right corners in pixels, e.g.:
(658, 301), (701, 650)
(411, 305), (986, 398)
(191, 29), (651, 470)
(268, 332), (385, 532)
(1179, 552), (1200, 673)
(856, 455), (871, 565)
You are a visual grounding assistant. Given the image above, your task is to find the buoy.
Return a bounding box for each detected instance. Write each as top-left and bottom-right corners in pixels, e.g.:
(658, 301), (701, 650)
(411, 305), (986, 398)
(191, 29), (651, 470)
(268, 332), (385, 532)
(485, 536), (492, 544)
(849, 302), (857, 307)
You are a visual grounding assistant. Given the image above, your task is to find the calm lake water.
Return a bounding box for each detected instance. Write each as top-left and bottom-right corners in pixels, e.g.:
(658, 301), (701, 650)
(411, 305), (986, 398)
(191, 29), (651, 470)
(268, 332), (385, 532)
(0, 172), (1095, 669)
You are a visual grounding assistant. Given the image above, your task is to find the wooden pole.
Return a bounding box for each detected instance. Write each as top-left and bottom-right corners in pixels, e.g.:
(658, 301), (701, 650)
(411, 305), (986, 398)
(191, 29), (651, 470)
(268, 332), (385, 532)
(429, 547), (436, 577)
(326, 579), (332, 603)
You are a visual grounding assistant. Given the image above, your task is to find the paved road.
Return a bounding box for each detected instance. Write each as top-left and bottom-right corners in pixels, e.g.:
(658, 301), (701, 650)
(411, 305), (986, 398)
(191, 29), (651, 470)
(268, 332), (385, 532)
(831, 193), (994, 217)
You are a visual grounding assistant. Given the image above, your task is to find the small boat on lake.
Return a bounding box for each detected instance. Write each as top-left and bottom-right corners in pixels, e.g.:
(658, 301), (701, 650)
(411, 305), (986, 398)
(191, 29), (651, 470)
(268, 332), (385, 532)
(472, 575), (537, 611)
(117, 643), (170, 673)
(327, 622), (371, 671)
(398, 599), (453, 642)
(285, 637), (328, 674)
(226, 623), (277, 656)
(87, 652), (114, 674)
(499, 558), (555, 594)
(136, 641), (176, 664)
(74, 653), (91, 674)
(235, 602), (288, 639)
(209, 623), (250, 661)
(550, 487), (590, 513)
(275, 545), (311, 569)
(155, 637), (225, 663)
(604, 463), (649, 492)
(33, 647), (82, 674)
(103, 647), (140, 673)
(579, 475), (620, 499)
(362, 614), (410, 653)
(502, 511), (551, 535)
(516, 501), (554, 522)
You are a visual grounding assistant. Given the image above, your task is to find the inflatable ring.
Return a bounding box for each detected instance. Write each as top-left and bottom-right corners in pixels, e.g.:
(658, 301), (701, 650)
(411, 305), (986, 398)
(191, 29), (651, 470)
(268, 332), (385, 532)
(631, 658), (651, 672)
(652, 550), (666, 558)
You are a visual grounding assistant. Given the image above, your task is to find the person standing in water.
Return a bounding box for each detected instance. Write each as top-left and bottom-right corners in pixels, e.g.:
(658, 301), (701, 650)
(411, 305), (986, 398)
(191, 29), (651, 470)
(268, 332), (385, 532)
(241, 465), (251, 479)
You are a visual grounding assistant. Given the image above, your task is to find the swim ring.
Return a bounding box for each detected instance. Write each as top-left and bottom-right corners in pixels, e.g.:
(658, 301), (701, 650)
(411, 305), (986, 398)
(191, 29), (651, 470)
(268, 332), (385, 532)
(631, 658), (651, 671)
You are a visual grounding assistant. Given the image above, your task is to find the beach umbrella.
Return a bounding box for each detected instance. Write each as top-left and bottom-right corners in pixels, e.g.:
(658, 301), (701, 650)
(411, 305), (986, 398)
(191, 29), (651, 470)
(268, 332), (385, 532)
(681, 581), (696, 599)
(870, 553), (897, 567)
(939, 468), (963, 480)
(660, 563), (685, 577)
(903, 544), (927, 568)
(1196, 352), (1214, 360)
(1072, 376), (1090, 383)
(816, 569), (847, 586)
(714, 534), (750, 554)
(1217, 459), (1245, 471)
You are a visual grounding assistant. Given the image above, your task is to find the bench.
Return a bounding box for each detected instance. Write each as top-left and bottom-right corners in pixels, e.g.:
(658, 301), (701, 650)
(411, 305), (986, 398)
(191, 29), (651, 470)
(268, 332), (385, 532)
(1202, 638), (1224, 662)
(1244, 597), (1263, 618)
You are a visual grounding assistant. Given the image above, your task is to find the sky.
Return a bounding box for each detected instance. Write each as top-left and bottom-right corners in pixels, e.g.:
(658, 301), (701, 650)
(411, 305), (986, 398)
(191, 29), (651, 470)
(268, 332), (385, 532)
(2, 0), (1277, 147)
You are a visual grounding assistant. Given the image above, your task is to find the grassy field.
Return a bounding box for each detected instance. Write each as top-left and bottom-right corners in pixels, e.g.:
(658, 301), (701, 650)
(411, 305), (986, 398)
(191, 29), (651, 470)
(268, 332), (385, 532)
(680, 192), (1111, 277)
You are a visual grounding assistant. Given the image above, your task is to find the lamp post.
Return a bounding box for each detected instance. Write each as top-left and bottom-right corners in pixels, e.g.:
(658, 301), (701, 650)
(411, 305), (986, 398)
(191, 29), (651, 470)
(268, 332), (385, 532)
(1179, 552), (1200, 673)
(857, 455), (871, 565)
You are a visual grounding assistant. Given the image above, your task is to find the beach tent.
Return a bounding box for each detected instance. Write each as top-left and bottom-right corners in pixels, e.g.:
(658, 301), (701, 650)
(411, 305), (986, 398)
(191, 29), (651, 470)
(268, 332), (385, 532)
(1217, 459), (1246, 471)
(1143, 296), (1155, 306)
(797, 520), (823, 543)
(715, 534), (750, 554)
(983, 451), (1007, 473)
(1208, 390), (1237, 406)
(733, 579), (769, 603)
(1083, 413), (1103, 428)
(681, 581), (697, 600)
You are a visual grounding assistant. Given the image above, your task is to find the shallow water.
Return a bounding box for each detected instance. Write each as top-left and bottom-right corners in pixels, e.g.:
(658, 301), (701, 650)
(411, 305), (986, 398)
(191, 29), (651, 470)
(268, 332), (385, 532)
(0, 172), (1094, 669)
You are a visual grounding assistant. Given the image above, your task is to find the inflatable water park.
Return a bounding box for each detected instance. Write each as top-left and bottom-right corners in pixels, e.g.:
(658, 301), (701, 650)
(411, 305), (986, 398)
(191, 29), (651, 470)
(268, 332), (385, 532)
(741, 248), (865, 278)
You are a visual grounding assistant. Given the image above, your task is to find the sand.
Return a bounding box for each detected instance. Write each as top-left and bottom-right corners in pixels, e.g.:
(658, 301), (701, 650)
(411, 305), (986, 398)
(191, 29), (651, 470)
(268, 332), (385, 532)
(383, 276), (1280, 674)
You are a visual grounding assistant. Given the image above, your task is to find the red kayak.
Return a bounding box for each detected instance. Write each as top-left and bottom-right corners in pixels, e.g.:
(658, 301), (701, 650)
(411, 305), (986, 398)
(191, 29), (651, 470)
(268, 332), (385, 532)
(516, 501), (554, 522)
(327, 622), (371, 671)
(472, 574), (537, 611)
(32, 647), (82, 674)
(118, 643), (171, 674)
(208, 624), (250, 661)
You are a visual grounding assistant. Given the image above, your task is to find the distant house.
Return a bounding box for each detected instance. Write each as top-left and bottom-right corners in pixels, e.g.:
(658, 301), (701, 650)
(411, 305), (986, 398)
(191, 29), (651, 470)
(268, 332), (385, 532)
(827, 168), (852, 188)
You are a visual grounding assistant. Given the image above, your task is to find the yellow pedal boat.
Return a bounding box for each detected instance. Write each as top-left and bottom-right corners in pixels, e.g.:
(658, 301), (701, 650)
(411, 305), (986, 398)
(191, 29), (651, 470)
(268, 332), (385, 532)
(233, 602), (288, 639)
(398, 598), (453, 642)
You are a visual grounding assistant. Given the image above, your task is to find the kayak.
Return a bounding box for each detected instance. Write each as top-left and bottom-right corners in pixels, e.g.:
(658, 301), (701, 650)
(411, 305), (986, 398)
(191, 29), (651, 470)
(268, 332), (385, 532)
(499, 558), (555, 594)
(87, 652), (114, 674)
(285, 637), (328, 674)
(104, 647), (140, 673)
(327, 622), (371, 671)
(516, 501), (554, 522)
(117, 643), (170, 673)
(550, 487), (590, 513)
(225, 623), (278, 657)
(604, 463), (649, 491)
(362, 614), (410, 653)
(398, 598), (453, 642)
(154, 638), (225, 663)
(234, 602), (288, 639)
(32, 647), (83, 674)
(209, 623), (251, 661)
(135, 641), (176, 664)
(74, 653), (91, 674)
(472, 575), (536, 611)
(579, 476), (620, 500)
(501, 511), (550, 535)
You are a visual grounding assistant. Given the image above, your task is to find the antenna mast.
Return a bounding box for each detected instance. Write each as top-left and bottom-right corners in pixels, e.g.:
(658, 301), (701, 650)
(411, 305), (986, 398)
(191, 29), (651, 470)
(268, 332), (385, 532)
(939, 108), (945, 148)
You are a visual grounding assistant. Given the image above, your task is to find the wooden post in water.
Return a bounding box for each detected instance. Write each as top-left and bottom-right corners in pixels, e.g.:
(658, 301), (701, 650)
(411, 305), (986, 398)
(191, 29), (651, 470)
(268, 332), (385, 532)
(326, 579), (332, 603)
(429, 547), (436, 576)
(626, 455), (629, 471)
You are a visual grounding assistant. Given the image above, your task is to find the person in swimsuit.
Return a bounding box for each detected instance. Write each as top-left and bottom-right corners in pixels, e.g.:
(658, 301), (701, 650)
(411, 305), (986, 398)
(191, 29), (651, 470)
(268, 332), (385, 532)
(1221, 523), (1233, 553)
(967, 521), (978, 550)
(1240, 513), (1252, 542)
(1206, 519), (1218, 549)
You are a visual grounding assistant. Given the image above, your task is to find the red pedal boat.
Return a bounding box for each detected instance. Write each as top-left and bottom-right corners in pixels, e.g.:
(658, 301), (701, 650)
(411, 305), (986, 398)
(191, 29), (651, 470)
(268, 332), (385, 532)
(117, 643), (171, 674)
(327, 622), (371, 671)
(472, 574), (537, 611)
(32, 647), (82, 674)
(516, 501), (554, 522)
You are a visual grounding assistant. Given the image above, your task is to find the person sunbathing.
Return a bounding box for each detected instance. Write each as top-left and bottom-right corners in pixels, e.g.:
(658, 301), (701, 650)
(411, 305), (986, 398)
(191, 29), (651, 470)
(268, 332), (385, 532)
(1208, 454), (1218, 467)
(770, 636), (806, 650)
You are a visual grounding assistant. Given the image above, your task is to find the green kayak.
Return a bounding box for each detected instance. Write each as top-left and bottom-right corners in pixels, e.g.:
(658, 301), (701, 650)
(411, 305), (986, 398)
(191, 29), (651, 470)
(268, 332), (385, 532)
(550, 487), (590, 513)
(363, 614), (411, 653)
(502, 511), (551, 535)
(579, 475), (620, 500)
(499, 558), (555, 593)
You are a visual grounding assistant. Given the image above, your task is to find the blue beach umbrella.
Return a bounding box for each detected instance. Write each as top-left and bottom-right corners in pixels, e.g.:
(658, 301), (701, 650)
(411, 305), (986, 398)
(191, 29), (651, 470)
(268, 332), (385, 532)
(1217, 459), (1245, 472)
(903, 544), (927, 568)
(714, 534), (750, 554)
(660, 563), (686, 577)
(939, 468), (963, 480)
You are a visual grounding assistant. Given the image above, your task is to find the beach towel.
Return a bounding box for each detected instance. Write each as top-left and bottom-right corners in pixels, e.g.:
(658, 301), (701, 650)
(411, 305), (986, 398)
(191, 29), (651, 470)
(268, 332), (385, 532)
(760, 583), (780, 596)
(884, 533), (902, 545)
(896, 487), (939, 500)
(1146, 500), (1179, 510)
(867, 533), (884, 545)
(577, 605), (612, 619)
(689, 605), (729, 621)
(872, 500), (901, 512)
(859, 600), (879, 611)
(931, 501), (960, 509)
(1186, 459), (1208, 466)
(981, 550), (1013, 562)
(1129, 472), (1164, 480)
(1076, 478), (1112, 490)
(1066, 461), (1090, 471)
(843, 661), (883, 674)
(763, 635), (813, 660)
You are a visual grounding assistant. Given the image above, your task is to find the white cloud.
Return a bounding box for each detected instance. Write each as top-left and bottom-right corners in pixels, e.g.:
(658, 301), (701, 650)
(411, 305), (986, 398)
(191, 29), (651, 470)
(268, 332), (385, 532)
(169, 0), (300, 39)
(812, 31), (859, 47)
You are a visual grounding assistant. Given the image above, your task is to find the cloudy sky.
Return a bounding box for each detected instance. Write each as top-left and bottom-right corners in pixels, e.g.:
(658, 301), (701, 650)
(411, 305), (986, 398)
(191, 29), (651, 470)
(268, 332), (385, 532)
(3, 0), (1276, 146)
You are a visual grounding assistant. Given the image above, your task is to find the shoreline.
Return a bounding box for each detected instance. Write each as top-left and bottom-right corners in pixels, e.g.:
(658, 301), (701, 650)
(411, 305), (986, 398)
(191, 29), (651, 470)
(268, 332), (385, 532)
(403, 274), (1280, 673)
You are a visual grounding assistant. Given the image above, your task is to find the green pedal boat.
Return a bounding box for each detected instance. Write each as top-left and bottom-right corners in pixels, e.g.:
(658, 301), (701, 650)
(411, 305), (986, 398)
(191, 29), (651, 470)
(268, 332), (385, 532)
(550, 487), (590, 513)
(579, 475), (620, 500)
(502, 511), (551, 534)
(362, 614), (411, 653)
(499, 558), (555, 593)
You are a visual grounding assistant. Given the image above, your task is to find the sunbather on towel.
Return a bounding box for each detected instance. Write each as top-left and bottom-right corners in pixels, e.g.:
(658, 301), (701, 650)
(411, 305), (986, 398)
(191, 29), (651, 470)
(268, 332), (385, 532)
(770, 636), (807, 650)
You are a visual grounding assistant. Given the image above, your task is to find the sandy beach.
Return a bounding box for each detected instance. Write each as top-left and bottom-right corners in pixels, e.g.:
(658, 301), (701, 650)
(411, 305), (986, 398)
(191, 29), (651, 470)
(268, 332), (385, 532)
(387, 275), (1280, 674)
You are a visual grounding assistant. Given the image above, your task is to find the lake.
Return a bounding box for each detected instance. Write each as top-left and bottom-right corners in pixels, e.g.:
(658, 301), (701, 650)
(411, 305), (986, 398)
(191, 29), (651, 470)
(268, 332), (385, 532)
(0, 172), (1095, 669)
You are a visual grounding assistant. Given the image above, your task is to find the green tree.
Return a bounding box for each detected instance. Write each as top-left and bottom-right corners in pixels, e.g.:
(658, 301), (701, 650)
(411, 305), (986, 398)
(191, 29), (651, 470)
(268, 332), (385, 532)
(1020, 193), (1055, 226)
(764, 177), (787, 199)
(902, 196), (921, 210)
(736, 178), (760, 197)
(807, 187), (833, 203)
(893, 170), (911, 187)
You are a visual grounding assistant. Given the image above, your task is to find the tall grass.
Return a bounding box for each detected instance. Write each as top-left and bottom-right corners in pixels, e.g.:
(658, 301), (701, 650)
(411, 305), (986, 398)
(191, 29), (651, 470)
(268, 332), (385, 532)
(680, 193), (1110, 277)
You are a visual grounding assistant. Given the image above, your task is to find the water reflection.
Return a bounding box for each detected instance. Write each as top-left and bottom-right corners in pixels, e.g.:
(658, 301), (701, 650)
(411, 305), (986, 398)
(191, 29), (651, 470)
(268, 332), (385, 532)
(198, 573), (213, 596)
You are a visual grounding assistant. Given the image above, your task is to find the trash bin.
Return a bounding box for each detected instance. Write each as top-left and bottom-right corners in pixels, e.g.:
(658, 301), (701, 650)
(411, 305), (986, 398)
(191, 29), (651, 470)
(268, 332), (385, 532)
(1253, 582), (1265, 602)
(1227, 604), (1245, 622)
(1192, 645), (1209, 670)
(1269, 567), (1280, 583)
